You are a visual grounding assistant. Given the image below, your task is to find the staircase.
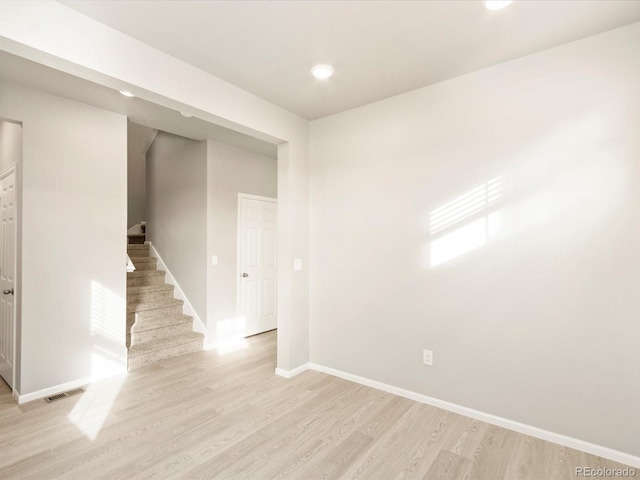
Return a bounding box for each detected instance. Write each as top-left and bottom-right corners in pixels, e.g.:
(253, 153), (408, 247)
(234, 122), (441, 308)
(127, 222), (146, 244)
(126, 243), (204, 370)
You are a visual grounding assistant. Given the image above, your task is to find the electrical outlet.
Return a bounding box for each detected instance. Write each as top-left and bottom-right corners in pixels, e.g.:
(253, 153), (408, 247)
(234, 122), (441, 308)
(423, 349), (433, 366)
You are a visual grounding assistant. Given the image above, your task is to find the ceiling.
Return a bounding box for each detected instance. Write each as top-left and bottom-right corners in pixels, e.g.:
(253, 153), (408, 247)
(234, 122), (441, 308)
(59, 0), (640, 120)
(128, 122), (156, 158)
(0, 50), (277, 158)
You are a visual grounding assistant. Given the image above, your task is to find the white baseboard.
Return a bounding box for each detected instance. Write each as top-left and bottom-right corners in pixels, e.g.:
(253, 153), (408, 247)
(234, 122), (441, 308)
(17, 368), (126, 404)
(275, 363), (310, 379)
(147, 242), (207, 342)
(276, 361), (640, 469)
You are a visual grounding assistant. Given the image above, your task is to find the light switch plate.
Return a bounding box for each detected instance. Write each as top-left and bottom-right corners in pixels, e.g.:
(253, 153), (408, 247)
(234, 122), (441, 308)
(211, 255), (218, 266)
(293, 258), (303, 271)
(423, 349), (433, 366)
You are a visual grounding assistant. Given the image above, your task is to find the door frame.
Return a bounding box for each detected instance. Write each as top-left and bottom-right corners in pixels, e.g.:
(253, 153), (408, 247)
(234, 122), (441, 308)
(0, 163), (17, 396)
(236, 193), (278, 336)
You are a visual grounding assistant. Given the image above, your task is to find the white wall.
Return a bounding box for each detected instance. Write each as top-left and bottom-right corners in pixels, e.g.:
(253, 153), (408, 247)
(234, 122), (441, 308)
(0, 120), (22, 172)
(146, 131), (207, 321)
(127, 125), (146, 229)
(0, 80), (127, 396)
(310, 23), (640, 458)
(0, 0), (310, 372)
(206, 141), (277, 343)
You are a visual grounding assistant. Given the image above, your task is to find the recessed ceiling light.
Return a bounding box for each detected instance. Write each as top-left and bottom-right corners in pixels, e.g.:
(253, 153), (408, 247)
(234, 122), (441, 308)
(311, 64), (334, 80)
(484, 0), (513, 10)
(119, 90), (135, 97)
(180, 112), (193, 118)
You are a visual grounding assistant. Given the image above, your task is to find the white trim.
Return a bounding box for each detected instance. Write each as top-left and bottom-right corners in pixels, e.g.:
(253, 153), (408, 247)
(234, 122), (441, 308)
(0, 163), (17, 398)
(237, 193), (277, 203)
(147, 243), (207, 341)
(17, 369), (125, 404)
(0, 118), (22, 126)
(141, 129), (158, 155)
(0, 163), (16, 179)
(276, 362), (640, 469)
(275, 363), (310, 379)
(126, 254), (135, 273)
(127, 223), (144, 235)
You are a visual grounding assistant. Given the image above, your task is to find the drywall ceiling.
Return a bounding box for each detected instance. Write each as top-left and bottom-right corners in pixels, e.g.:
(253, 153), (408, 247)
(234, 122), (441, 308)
(59, 0), (640, 120)
(128, 122), (156, 156)
(0, 50), (277, 158)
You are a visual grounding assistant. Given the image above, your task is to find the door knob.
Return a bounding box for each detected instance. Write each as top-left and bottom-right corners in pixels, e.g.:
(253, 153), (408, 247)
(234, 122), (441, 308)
(3, 288), (14, 295)
(242, 273), (249, 278)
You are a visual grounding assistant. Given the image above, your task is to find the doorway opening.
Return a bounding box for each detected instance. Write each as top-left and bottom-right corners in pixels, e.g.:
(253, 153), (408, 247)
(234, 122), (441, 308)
(127, 124), (280, 359)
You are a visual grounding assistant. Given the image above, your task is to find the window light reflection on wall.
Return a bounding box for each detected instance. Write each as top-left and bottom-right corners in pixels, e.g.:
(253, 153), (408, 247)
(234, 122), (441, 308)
(429, 177), (503, 267)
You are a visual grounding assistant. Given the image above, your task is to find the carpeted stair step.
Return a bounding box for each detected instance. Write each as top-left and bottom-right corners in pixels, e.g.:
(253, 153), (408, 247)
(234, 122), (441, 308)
(127, 314), (194, 346)
(128, 233), (146, 244)
(127, 298), (184, 322)
(125, 240), (203, 370)
(128, 256), (158, 271)
(127, 244), (150, 257)
(127, 313), (194, 333)
(127, 332), (204, 370)
(127, 270), (166, 287)
(127, 284), (175, 303)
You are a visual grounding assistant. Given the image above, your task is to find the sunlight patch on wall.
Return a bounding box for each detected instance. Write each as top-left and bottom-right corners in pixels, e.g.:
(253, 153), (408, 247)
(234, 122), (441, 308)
(430, 178), (502, 235)
(90, 281), (127, 376)
(91, 281), (124, 343)
(429, 177), (503, 267)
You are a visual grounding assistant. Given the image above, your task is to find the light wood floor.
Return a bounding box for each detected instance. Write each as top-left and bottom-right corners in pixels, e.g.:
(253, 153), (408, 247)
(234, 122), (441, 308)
(0, 331), (635, 479)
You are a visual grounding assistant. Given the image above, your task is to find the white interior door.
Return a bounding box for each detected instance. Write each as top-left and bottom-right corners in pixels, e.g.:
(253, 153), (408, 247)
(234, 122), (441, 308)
(0, 168), (16, 388)
(238, 195), (277, 337)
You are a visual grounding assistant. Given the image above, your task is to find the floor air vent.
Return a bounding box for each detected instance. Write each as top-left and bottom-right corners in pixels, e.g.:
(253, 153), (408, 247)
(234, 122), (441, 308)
(44, 388), (84, 403)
